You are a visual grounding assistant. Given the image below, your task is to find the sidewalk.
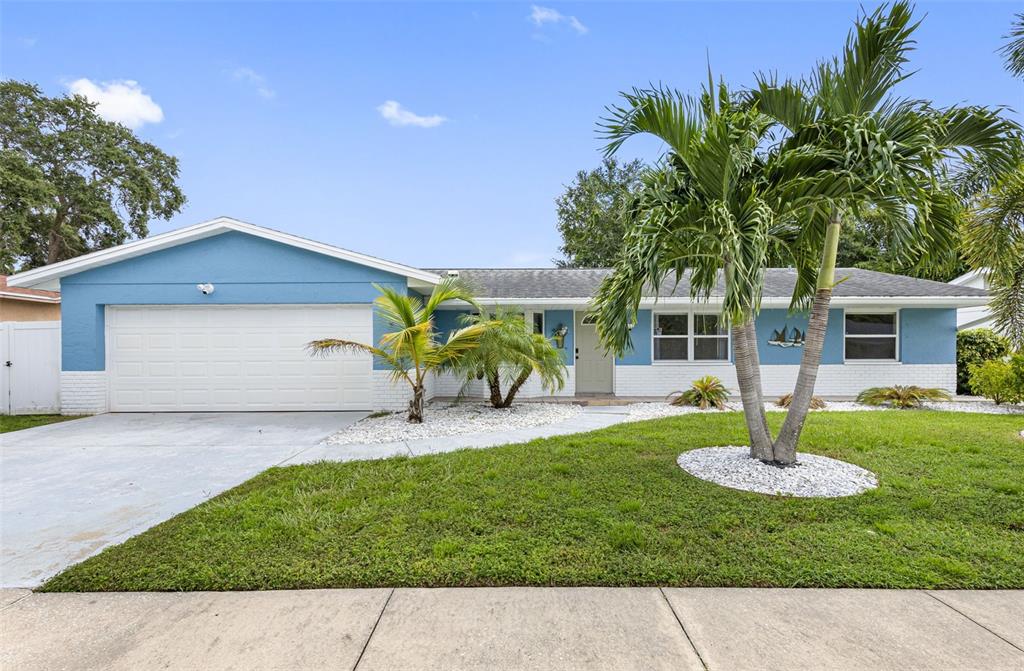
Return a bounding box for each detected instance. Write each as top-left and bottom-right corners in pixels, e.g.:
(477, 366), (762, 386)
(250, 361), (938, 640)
(284, 406), (635, 465)
(2, 587), (1021, 670)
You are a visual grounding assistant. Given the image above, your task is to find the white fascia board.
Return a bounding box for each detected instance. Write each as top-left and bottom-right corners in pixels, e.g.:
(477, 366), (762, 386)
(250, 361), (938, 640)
(0, 290), (61, 303)
(7, 216), (441, 290)
(438, 295), (991, 309)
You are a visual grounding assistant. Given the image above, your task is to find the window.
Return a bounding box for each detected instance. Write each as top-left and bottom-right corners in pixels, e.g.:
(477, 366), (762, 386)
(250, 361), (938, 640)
(693, 314), (729, 361)
(844, 312), (898, 360)
(531, 312), (544, 335)
(654, 314), (688, 361)
(653, 312), (730, 362)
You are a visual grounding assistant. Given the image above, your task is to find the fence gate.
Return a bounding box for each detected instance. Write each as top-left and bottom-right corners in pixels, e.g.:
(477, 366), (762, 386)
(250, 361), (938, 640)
(1, 321), (61, 415)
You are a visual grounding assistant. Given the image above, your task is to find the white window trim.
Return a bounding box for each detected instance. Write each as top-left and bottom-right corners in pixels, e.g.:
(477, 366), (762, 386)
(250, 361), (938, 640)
(843, 309), (900, 363)
(651, 311), (731, 364)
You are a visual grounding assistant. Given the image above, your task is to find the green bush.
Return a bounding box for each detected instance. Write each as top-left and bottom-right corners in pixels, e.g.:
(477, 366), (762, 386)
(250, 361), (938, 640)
(669, 375), (730, 410)
(957, 329), (1010, 394)
(969, 354), (1024, 405)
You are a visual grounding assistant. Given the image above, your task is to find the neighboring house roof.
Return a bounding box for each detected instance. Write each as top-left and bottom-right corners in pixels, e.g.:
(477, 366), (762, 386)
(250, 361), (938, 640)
(949, 268), (990, 288)
(6, 217), (441, 291)
(0, 275), (60, 303)
(432, 267), (989, 307)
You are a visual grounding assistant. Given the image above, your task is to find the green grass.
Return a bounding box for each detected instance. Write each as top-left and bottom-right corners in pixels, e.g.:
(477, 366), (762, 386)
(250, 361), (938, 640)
(41, 411), (1024, 592)
(0, 414), (80, 433)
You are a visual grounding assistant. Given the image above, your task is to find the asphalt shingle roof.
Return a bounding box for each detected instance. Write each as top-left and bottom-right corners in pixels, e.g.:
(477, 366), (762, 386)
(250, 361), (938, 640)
(425, 267), (989, 300)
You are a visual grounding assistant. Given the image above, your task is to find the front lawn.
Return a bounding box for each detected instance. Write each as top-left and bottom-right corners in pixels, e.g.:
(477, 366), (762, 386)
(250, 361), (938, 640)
(42, 411), (1024, 592)
(0, 414), (80, 433)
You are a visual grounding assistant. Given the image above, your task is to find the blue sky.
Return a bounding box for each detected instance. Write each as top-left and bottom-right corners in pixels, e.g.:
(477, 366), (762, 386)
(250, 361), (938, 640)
(2, 2), (1021, 268)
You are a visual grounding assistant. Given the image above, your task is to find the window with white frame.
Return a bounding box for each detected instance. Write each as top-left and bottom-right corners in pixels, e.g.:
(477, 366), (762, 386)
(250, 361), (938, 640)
(653, 312), (729, 362)
(693, 314), (729, 360)
(529, 311), (544, 335)
(844, 312), (898, 361)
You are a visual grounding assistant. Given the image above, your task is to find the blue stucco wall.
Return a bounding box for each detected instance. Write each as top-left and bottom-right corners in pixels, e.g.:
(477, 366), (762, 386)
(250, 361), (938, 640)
(900, 308), (956, 364)
(754, 309), (845, 365)
(616, 310), (652, 365)
(61, 231), (406, 371)
(545, 309), (574, 365)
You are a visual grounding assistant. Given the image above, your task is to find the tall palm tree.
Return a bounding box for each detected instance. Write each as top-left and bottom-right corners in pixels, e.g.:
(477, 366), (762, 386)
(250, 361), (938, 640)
(1000, 12), (1024, 78)
(957, 162), (1024, 349)
(308, 278), (485, 423)
(455, 307), (567, 408)
(749, 1), (1020, 462)
(594, 79), (813, 462)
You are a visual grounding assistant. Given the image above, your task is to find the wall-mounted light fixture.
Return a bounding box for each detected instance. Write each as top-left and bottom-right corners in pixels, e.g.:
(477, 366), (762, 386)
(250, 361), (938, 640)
(196, 283), (215, 295)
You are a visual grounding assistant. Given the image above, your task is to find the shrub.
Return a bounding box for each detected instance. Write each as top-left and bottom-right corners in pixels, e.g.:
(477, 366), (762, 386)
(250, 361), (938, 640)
(969, 356), (1024, 405)
(776, 393), (827, 409)
(957, 329), (1010, 394)
(856, 385), (952, 409)
(669, 375), (729, 410)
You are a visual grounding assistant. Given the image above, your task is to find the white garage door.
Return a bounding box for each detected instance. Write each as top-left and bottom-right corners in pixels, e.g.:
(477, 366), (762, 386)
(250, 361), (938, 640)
(107, 305), (373, 411)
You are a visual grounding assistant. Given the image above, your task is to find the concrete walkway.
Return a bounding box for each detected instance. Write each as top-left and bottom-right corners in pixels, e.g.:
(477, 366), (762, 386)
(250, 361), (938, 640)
(286, 405), (635, 464)
(1, 587), (1021, 670)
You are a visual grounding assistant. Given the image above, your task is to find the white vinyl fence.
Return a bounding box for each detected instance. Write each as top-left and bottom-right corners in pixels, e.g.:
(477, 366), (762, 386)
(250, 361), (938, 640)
(1, 321), (61, 415)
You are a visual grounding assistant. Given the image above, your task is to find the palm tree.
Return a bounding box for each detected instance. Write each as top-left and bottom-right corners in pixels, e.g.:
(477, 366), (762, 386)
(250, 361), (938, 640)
(1000, 12), (1024, 78)
(957, 162), (1024, 349)
(455, 307), (567, 408)
(749, 1), (1020, 462)
(594, 79), (813, 462)
(308, 278), (485, 423)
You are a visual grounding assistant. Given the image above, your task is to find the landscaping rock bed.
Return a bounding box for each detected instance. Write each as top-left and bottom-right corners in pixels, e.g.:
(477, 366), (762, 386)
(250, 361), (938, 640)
(677, 446), (878, 497)
(326, 401), (583, 445)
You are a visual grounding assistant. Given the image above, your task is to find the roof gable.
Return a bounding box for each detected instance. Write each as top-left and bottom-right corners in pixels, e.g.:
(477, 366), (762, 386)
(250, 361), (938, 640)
(8, 217), (440, 291)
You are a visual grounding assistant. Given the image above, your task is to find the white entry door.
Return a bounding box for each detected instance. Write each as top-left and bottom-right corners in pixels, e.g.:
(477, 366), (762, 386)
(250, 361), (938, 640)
(1, 321), (61, 415)
(106, 305), (373, 412)
(574, 312), (613, 394)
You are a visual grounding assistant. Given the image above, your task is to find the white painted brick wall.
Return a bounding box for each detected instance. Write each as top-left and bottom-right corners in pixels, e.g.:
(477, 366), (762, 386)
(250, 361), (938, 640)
(432, 368), (576, 401)
(371, 369), (439, 411)
(614, 363), (955, 398)
(60, 371), (108, 415)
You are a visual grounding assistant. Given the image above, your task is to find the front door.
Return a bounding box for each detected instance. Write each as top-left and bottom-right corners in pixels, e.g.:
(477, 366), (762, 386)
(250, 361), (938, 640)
(574, 312), (613, 394)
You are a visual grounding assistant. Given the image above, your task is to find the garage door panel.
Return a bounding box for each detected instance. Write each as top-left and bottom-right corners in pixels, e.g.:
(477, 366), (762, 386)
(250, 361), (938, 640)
(108, 305), (372, 411)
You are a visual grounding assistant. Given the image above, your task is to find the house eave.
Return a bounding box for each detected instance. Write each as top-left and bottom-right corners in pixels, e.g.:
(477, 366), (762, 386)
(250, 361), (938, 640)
(437, 296), (990, 309)
(7, 216), (442, 291)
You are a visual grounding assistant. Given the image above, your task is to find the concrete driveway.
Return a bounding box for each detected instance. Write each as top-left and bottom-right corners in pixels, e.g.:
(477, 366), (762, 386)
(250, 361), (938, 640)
(0, 412), (365, 588)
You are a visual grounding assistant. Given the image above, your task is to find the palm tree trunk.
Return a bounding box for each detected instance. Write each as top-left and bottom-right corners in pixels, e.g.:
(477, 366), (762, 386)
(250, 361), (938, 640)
(501, 369), (533, 408)
(772, 215), (842, 464)
(486, 372), (504, 409)
(408, 383), (426, 423)
(731, 319), (774, 461)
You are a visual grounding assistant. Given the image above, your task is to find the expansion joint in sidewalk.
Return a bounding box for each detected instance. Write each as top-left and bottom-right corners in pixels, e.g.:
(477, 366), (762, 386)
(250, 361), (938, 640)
(924, 591), (1024, 654)
(659, 587), (708, 670)
(352, 588), (395, 671)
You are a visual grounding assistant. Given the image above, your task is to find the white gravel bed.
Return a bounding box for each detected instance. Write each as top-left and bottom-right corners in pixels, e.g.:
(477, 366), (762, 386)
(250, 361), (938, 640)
(677, 446), (878, 497)
(625, 399), (1023, 421)
(326, 401), (583, 445)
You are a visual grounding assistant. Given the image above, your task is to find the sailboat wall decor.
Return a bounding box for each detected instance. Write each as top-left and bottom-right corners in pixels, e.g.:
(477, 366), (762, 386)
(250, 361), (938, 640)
(768, 324), (805, 348)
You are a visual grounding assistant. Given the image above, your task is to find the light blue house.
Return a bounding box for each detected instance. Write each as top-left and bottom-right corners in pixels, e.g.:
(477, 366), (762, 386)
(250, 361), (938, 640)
(7, 217), (988, 414)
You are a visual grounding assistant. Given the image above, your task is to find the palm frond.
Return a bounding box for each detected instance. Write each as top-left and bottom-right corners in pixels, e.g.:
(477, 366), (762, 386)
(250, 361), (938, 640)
(999, 12), (1024, 79)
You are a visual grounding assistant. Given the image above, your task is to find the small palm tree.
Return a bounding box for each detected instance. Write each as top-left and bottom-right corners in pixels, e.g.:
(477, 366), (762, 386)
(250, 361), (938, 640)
(668, 376), (730, 410)
(455, 308), (566, 408)
(856, 385), (951, 409)
(308, 278), (484, 423)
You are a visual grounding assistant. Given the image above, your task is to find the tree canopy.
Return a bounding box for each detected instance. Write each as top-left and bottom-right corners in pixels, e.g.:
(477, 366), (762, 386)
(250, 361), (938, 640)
(0, 80), (186, 273)
(554, 156), (644, 268)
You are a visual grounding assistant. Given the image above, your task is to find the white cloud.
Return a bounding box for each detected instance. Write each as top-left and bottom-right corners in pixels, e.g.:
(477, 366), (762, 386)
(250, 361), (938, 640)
(529, 5), (588, 35)
(18, 37), (38, 48)
(377, 100), (447, 128)
(230, 67), (275, 99)
(67, 79), (164, 129)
